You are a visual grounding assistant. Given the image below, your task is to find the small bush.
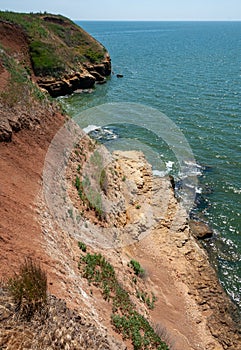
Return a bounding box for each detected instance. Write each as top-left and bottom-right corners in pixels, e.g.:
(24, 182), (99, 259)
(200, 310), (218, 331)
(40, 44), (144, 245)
(129, 259), (145, 277)
(7, 258), (47, 319)
(78, 241), (87, 252)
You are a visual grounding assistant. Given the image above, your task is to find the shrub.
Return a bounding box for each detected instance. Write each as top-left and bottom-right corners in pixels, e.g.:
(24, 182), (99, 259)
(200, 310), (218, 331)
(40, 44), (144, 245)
(129, 259), (145, 277)
(7, 258), (47, 319)
(78, 241), (87, 252)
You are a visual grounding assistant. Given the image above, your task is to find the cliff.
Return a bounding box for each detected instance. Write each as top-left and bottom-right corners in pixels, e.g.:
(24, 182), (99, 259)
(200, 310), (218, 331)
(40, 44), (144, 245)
(0, 11), (111, 141)
(0, 12), (241, 350)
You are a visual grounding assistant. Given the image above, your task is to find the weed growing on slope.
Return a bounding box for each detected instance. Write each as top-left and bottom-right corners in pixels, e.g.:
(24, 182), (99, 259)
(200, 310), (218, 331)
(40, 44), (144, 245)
(7, 258), (47, 320)
(128, 259), (145, 278)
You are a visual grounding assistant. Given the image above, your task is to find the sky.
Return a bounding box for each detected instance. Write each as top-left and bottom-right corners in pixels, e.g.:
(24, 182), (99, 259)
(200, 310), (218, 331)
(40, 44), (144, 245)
(0, 0), (241, 21)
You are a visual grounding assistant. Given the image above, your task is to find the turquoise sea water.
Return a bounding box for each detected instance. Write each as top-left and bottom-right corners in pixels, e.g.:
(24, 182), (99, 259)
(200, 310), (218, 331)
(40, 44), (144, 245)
(61, 21), (241, 308)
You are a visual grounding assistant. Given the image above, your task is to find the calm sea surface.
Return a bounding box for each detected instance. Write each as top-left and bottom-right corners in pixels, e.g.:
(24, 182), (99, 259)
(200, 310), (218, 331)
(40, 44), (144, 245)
(61, 21), (241, 307)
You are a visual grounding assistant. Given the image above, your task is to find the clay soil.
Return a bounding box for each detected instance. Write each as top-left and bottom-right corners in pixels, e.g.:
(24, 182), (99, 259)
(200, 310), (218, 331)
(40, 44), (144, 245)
(0, 110), (64, 288)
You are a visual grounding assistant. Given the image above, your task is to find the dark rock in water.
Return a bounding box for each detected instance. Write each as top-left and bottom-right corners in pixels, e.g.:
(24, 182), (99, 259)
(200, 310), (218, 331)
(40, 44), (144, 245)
(169, 175), (175, 192)
(116, 74), (123, 78)
(189, 220), (213, 239)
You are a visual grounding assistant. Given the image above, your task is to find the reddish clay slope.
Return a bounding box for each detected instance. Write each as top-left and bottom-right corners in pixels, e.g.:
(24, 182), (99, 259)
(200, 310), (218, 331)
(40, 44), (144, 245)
(0, 111), (64, 278)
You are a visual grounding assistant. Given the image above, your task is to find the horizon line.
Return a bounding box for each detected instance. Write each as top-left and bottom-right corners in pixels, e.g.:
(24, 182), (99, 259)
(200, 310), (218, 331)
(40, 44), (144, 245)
(75, 19), (241, 22)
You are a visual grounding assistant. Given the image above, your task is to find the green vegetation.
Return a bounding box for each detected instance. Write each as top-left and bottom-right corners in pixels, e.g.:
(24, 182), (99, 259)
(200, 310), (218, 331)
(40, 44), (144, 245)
(112, 312), (168, 350)
(100, 168), (108, 194)
(75, 175), (81, 191)
(78, 241), (87, 252)
(29, 41), (64, 76)
(129, 259), (145, 277)
(7, 258), (47, 319)
(136, 290), (157, 310)
(85, 48), (105, 63)
(0, 11), (106, 77)
(79, 250), (169, 349)
(0, 49), (46, 107)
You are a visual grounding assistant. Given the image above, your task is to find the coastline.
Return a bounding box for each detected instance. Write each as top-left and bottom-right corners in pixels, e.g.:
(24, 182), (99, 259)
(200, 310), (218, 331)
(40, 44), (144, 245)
(0, 120), (241, 349)
(0, 13), (240, 350)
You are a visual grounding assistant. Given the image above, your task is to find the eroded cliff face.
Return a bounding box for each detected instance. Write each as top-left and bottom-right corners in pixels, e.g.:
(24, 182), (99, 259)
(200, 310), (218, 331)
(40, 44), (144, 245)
(5, 125), (240, 349)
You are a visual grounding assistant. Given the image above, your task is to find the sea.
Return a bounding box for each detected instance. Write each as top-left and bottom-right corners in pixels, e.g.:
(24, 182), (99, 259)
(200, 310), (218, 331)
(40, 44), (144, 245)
(60, 21), (241, 309)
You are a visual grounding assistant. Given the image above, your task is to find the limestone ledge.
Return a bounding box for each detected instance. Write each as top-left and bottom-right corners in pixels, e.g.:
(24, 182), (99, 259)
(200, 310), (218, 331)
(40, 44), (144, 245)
(38, 56), (111, 97)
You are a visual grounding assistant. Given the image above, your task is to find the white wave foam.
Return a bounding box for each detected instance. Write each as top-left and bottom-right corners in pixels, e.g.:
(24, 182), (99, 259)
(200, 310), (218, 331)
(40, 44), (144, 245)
(83, 125), (101, 133)
(153, 169), (167, 177)
(166, 161), (174, 170)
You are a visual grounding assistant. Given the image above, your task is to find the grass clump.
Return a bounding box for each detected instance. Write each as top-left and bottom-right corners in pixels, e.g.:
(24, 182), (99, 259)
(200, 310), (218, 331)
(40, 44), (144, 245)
(79, 251), (169, 349)
(7, 258), (47, 319)
(129, 259), (145, 278)
(78, 241), (87, 252)
(100, 168), (108, 195)
(112, 312), (168, 350)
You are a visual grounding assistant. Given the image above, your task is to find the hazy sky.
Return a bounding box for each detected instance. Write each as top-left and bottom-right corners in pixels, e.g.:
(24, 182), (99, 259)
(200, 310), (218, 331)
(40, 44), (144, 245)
(1, 0), (241, 21)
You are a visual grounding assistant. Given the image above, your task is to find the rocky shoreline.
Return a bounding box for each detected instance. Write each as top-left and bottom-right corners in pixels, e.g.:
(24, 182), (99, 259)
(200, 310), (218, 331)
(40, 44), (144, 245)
(38, 56), (111, 97)
(37, 132), (241, 349)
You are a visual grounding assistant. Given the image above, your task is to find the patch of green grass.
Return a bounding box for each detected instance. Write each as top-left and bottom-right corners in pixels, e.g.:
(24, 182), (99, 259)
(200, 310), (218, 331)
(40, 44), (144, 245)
(29, 41), (64, 77)
(136, 290), (157, 310)
(112, 312), (169, 350)
(75, 175), (81, 191)
(0, 49), (47, 107)
(85, 48), (105, 63)
(100, 169), (108, 195)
